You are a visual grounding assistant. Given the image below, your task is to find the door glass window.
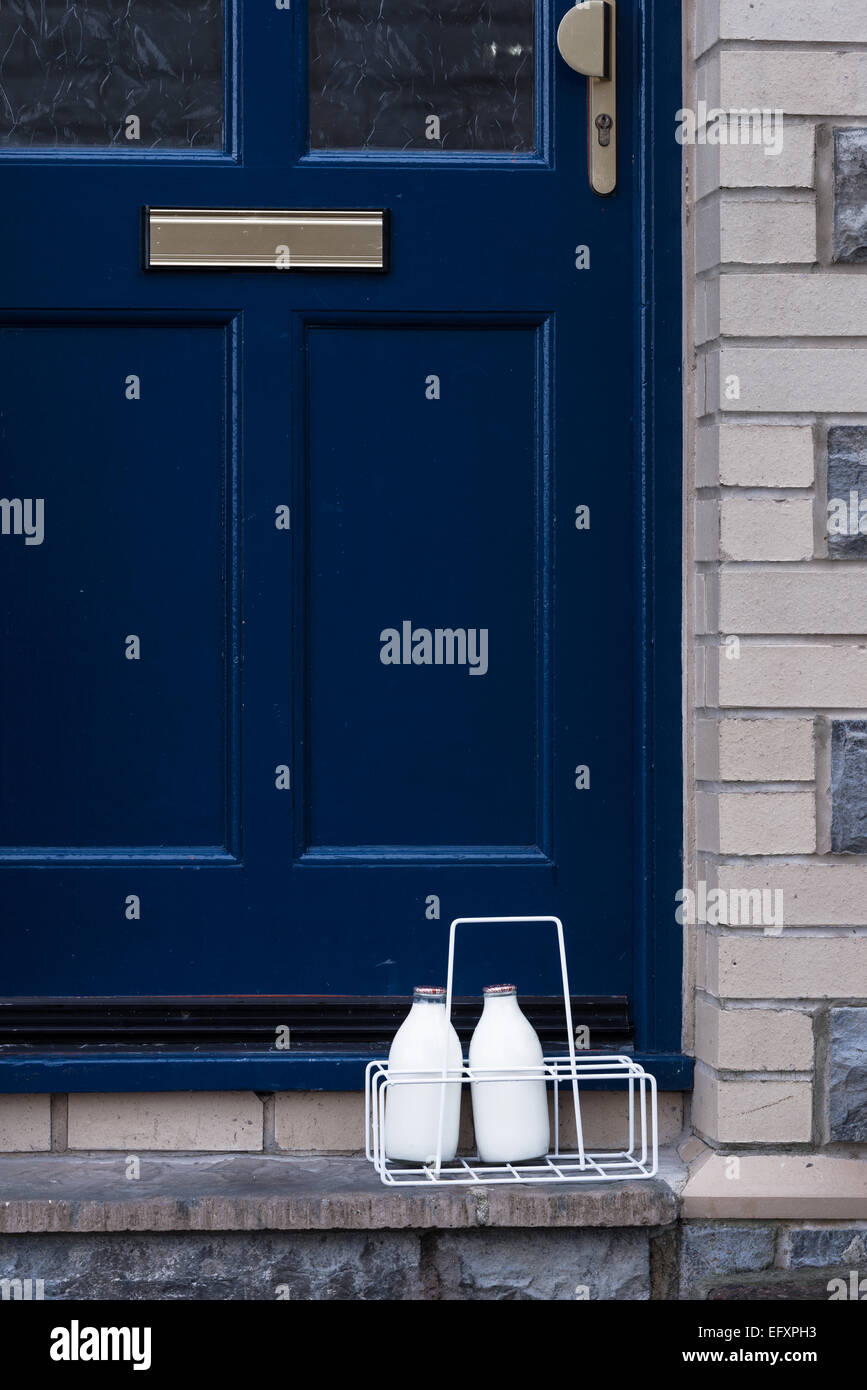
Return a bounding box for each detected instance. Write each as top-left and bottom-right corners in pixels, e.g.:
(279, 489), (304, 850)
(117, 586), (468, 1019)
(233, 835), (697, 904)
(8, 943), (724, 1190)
(0, 0), (223, 149)
(309, 0), (534, 152)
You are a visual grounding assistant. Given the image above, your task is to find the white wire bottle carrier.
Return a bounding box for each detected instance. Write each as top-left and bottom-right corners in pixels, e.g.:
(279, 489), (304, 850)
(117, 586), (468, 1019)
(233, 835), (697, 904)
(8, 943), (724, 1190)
(366, 916), (658, 1186)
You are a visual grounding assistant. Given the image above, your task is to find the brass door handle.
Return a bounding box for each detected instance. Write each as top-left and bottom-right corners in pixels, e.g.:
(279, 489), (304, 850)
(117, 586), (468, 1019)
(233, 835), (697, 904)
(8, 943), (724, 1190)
(556, 1), (617, 196)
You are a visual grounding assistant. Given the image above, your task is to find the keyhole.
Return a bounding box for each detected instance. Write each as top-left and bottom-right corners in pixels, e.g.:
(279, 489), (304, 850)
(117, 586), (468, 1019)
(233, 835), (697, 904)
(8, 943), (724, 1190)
(595, 113), (612, 147)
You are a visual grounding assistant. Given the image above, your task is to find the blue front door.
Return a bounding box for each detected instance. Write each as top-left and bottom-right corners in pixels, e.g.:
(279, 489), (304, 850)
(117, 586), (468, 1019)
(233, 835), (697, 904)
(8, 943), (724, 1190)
(0, 1), (683, 1072)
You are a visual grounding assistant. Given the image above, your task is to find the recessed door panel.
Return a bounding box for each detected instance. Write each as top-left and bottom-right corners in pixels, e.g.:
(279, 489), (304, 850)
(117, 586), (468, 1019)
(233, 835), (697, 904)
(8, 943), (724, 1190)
(304, 323), (544, 856)
(0, 322), (232, 853)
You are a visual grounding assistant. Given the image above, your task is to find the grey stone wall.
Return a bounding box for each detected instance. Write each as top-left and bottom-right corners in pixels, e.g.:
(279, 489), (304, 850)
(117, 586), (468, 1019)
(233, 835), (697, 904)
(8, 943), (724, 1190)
(828, 1009), (867, 1142)
(2, 1222), (865, 1299)
(680, 1222), (867, 1301)
(830, 721), (867, 849)
(834, 128), (867, 263)
(827, 429), (867, 560)
(0, 1228), (651, 1301)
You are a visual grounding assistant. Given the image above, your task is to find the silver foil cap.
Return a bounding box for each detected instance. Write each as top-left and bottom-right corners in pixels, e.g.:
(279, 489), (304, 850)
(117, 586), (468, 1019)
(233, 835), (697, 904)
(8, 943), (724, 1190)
(413, 986), (447, 1003)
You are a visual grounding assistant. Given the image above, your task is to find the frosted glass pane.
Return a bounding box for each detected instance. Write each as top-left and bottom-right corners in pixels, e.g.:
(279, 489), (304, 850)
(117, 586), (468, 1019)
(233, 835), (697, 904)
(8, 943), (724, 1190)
(0, 0), (223, 149)
(310, 0), (534, 152)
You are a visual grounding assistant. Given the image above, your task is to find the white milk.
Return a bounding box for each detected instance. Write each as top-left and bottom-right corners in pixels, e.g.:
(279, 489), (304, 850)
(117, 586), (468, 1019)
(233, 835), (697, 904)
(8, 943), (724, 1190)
(469, 985), (550, 1162)
(384, 987), (462, 1162)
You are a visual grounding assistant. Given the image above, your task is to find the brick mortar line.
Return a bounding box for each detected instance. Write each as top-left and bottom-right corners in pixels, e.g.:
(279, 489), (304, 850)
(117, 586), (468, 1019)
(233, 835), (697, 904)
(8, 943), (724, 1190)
(261, 1094), (276, 1153)
(695, 707), (867, 717)
(698, 411), (867, 423)
(693, 187), (816, 209)
(701, 848), (867, 865)
(815, 122), (837, 269)
(695, 989), (844, 1009)
(700, 336), (867, 348)
(695, 266), (831, 281)
(711, 267), (867, 278)
(689, 113), (842, 128)
(813, 1005), (832, 1144)
(49, 1095), (67, 1153)
(696, 634), (867, 644)
(707, 633), (867, 644)
(697, 42), (867, 63)
(694, 710), (817, 720)
(696, 782), (816, 792)
(691, 1058), (807, 1084)
(696, 488), (816, 497)
(815, 713), (833, 856)
(691, 1141), (867, 1158)
(697, 709), (867, 721)
(708, 1070), (814, 1083)
(696, 551), (840, 559)
(696, 922), (867, 935)
(695, 188), (818, 204)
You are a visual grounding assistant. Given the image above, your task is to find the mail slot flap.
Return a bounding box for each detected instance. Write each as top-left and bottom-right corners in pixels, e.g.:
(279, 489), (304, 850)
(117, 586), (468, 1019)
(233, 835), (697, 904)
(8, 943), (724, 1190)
(146, 208), (387, 270)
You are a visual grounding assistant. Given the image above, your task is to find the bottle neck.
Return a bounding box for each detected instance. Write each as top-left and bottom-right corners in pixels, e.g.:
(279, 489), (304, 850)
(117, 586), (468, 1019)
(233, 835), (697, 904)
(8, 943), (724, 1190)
(482, 992), (520, 1015)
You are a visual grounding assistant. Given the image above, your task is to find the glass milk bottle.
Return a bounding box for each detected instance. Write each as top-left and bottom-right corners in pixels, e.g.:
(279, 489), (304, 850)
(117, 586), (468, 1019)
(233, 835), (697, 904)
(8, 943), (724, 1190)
(469, 984), (550, 1162)
(384, 987), (463, 1162)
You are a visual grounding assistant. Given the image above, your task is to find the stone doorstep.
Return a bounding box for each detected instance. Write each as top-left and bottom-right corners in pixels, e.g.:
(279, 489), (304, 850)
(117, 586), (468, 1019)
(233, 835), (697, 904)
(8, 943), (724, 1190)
(682, 1152), (867, 1220)
(0, 1152), (685, 1236)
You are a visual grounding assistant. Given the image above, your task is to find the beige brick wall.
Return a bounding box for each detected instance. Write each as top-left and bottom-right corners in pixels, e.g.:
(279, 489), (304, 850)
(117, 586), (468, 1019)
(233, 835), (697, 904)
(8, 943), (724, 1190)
(693, 1069), (813, 1144)
(695, 999), (814, 1072)
(698, 424), (814, 489)
(0, 1090), (685, 1154)
(696, 717), (816, 782)
(688, 0), (867, 1146)
(67, 1093), (265, 1152)
(0, 1095), (51, 1152)
(696, 0), (867, 51)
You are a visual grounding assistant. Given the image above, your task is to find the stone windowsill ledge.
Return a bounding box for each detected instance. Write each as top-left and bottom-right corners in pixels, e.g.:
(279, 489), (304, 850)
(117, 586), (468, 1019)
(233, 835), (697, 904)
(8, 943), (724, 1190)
(0, 1152), (685, 1234)
(2, 1150), (865, 1233)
